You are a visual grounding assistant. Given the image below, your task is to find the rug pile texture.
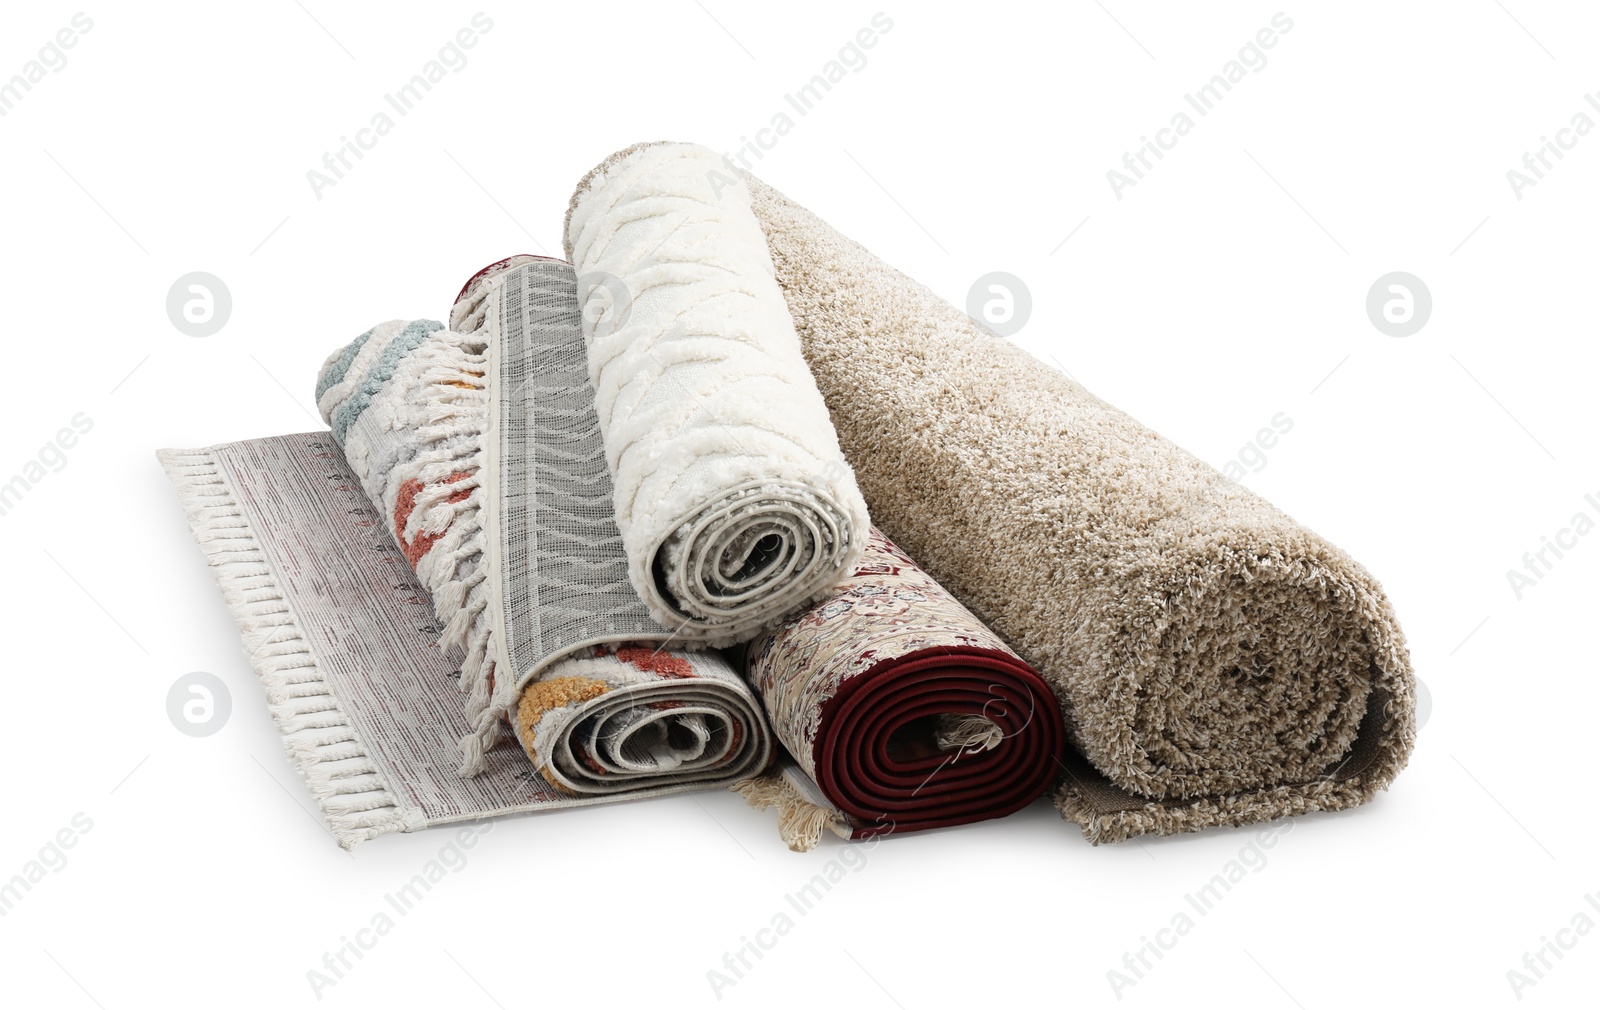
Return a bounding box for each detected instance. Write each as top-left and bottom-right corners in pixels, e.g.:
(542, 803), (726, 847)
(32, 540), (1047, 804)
(565, 142), (869, 646)
(731, 153), (1417, 842)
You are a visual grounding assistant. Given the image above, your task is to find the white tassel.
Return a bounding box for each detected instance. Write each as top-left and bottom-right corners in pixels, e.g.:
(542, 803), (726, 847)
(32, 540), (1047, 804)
(159, 447), (418, 848)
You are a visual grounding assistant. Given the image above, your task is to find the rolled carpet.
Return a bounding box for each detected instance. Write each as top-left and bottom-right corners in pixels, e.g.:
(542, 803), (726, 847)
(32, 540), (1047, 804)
(312, 255), (771, 791)
(739, 529), (1066, 850)
(563, 142), (870, 647)
(702, 153), (1421, 842)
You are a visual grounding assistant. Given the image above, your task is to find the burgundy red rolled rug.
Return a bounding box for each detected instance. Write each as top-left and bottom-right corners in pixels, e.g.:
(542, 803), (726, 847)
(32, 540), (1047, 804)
(738, 530), (1066, 849)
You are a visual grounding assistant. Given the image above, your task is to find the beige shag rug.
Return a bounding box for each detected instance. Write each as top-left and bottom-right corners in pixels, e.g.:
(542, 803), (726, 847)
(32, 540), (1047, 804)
(717, 156), (1418, 843)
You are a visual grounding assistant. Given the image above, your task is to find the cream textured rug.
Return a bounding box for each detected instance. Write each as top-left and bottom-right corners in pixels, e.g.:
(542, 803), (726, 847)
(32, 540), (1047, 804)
(565, 145), (1423, 843)
(563, 142), (870, 647)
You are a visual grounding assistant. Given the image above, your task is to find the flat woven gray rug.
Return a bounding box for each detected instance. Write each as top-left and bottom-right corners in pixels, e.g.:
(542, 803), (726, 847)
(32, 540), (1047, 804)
(162, 434), (563, 847)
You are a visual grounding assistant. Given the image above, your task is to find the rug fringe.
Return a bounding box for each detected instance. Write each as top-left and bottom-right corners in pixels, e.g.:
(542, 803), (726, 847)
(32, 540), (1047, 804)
(158, 446), (422, 848)
(935, 713), (1004, 754)
(403, 321), (511, 776)
(315, 326), (511, 777)
(732, 769), (851, 853)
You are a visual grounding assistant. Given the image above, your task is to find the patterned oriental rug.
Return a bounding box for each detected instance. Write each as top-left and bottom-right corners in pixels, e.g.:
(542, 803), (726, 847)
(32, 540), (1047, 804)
(738, 529), (1065, 850)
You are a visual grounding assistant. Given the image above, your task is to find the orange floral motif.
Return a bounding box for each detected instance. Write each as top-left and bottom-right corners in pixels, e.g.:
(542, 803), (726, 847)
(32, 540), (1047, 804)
(606, 645), (694, 678)
(516, 675), (613, 785)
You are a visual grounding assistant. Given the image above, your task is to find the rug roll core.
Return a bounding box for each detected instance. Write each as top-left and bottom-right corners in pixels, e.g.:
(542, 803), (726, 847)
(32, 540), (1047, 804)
(514, 646), (768, 795)
(813, 648), (1061, 835)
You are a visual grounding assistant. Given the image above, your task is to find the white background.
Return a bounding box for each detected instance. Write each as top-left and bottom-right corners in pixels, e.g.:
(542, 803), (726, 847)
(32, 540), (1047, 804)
(2, 2), (1596, 1007)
